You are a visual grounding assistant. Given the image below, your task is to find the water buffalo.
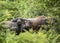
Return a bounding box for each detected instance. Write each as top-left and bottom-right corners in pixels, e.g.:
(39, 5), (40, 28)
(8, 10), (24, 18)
(11, 16), (49, 32)
(24, 16), (48, 31)
(25, 16), (57, 31)
(4, 20), (24, 35)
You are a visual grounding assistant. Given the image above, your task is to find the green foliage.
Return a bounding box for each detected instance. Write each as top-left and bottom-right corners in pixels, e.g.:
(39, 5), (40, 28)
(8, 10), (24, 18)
(0, 0), (60, 43)
(5, 30), (47, 43)
(2, 30), (59, 43)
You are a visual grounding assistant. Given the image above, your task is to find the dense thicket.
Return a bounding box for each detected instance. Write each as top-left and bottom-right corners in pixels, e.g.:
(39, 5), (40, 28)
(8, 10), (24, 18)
(0, 0), (60, 43)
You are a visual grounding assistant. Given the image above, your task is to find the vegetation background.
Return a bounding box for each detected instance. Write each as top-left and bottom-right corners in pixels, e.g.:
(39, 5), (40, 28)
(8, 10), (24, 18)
(0, 0), (60, 43)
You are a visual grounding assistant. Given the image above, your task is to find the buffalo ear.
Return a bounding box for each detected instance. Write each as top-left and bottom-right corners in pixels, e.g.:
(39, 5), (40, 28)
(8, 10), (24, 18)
(21, 18), (27, 22)
(11, 18), (18, 22)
